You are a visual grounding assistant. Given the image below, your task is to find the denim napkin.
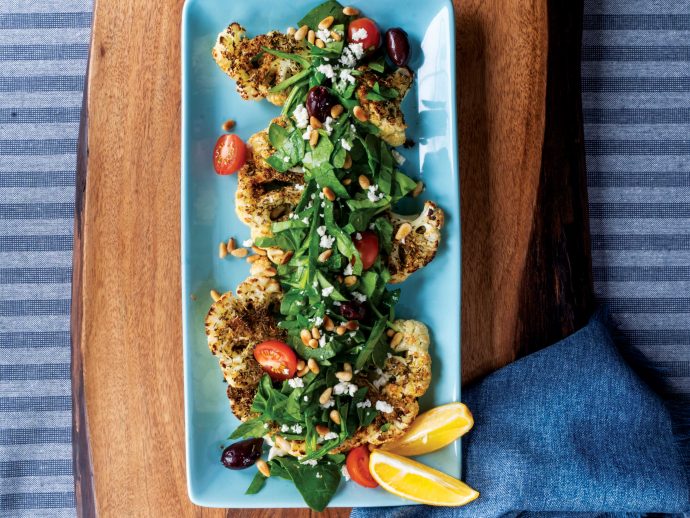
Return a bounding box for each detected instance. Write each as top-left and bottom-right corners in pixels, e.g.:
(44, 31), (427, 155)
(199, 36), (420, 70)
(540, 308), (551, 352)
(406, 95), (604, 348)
(352, 314), (690, 517)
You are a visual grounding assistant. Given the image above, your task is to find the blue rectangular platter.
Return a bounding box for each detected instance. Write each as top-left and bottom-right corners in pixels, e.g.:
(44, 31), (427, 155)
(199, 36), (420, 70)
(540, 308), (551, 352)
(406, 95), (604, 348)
(181, 0), (461, 508)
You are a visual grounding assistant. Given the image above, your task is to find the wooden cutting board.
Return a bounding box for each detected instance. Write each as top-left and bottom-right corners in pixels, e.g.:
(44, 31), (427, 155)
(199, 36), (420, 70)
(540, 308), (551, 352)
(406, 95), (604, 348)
(71, 0), (592, 516)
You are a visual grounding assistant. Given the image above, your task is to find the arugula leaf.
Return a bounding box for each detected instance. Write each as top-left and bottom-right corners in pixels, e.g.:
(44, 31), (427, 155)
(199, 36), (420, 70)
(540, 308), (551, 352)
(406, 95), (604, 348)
(229, 418), (267, 439)
(245, 472), (267, 495)
(368, 56), (386, 73)
(298, 0), (347, 30)
(282, 81), (309, 118)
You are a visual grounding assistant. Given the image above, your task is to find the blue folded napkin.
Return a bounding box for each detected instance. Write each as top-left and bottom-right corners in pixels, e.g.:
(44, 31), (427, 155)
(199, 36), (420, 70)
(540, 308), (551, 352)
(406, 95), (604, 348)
(352, 313), (690, 517)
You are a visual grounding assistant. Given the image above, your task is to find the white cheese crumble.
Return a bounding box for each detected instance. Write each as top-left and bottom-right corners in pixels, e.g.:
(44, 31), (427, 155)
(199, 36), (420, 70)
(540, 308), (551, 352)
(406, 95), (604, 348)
(316, 64), (336, 79)
(333, 380), (358, 397)
(356, 399), (372, 409)
(316, 28), (332, 43)
(283, 368), (290, 374)
(304, 395), (309, 401)
(320, 398), (335, 409)
(355, 232), (362, 240)
(333, 301), (342, 306)
(319, 334), (327, 347)
(320, 234), (336, 248)
(339, 68), (356, 84)
(280, 424), (290, 432)
(302, 217), (309, 224)
(323, 432), (338, 440)
(323, 116), (334, 135)
(349, 42), (365, 59)
(341, 465), (351, 481)
(352, 291), (367, 303)
(316, 472), (322, 479)
(322, 286), (334, 297)
(391, 149), (406, 165)
(340, 43), (364, 67)
(294, 182), (305, 190)
(268, 444), (289, 461)
(373, 368), (391, 389)
(313, 316), (323, 327)
(341, 138), (352, 151)
(343, 263), (353, 276)
(317, 225), (327, 236)
(263, 422), (270, 428)
(351, 27), (368, 41)
(302, 125), (314, 140)
(301, 459), (318, 466)
(242, 238), (253, 247)
(291, 424), (303, 434)
(293, 104), (309, 129)
(376, 400), (395, 414)
(367, 184), (385, 202)
(288, 377), (304, 389)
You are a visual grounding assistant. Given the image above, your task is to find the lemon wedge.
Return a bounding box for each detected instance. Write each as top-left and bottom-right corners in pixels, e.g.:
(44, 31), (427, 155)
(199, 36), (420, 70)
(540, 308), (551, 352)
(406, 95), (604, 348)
(369, 450), (479, 506)
(380, 402), (474, 456)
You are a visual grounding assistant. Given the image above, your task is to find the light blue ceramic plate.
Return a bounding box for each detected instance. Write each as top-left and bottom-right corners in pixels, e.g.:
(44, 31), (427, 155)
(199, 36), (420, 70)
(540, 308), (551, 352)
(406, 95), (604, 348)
(181, 0), (460, 508)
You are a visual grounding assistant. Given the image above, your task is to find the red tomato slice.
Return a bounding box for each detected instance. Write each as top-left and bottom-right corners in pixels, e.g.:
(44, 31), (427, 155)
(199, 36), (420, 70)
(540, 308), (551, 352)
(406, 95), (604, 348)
(347, 18), (381, 52)
(354, 231), (379, 270)
(253, 340), (297, 381)
(213, 134), (246, 175)
(346, 446), (378, 488)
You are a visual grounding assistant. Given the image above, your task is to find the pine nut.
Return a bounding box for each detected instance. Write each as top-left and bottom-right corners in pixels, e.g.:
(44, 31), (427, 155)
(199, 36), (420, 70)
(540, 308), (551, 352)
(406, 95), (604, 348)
(297, 364), (311, 377)
(301, 329), (312, 346)
(319, 15), (335, 29)
(395, 223), (413, 241)
(330, 410), (341, 425)
(308, 338), (319, 348)
(247, 254), (260, 264)
(308, 358), (320, 374)
(335, 370), (353, 382)
(330, 104), (344, 118)
(256, 459), (270, 477)
(296, 359), (306, 371)
(342, 177), (352, 185)
(343, 362), (352, 372)
(323, 315), (335, 332)
(343, 6), (359, 16)
(322, 187), (336, 201)
(218, 242), (228, 259)
(316, 424), (330, 436)
(222, 119), (235, 131)
(275, 436), (291, 452)
(262, 266), (277, 277)
(358, 175), (371, 189)
(391, 332), (404, 347)
(319, 387), (333, 405)
(412, 181), (425, 197)
(310, 130), (319, 147)
(310, 116), (322, 129)
(331, 30), (342, 42)
(295, 25), (308, 41)
(227, 237), (236, 252)
(386, 329), (395, 337)
(311, 327), (321, 340)
(287, 26), (296, 36)
(318, 249), (333, 262)
(252, 245), (267, 256)
(315, 38), (325, 48)
(344, 275), (358, 287)
(336, 325), (347, 335)
(210, 289), (221, 302)
(308, 29), (316, 45)
(231, 247), (248, 258)
(343, 153), (353, 169)
(353, 105), (368, 122)
(279, 250), (294, 265)
(345, 320), (359, 331)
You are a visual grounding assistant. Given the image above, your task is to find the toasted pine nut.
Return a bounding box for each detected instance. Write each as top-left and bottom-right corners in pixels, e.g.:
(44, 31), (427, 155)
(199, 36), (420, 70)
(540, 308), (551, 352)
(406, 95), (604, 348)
(330, 409), (341, 425)
(287, 26), (296, 36)
(300, 329), (312, 346)
(256, 459), (270, 477)
(222, 119), (235, 132)
(335, 325), (346, 336)
(331, 30), (342, 42)
(295, 25), (308, 41)
(319, 15), (335, 29)
(270, 205), (286, 219)
(279, 250), (294, 265)
(227, 237), (236, 252)
(322, 187), (336, 201)
(345, 320), (359, 331)
(412, 181), (425, 197)
(315, 38), (325, 48)
(330, 104), (344, 118)
(275, 436), (291, 452)
(210, 289), (221, 302)
(391, 332), (404, 347)
(297, 364), (311, 377)
(230, 247), (248, 258)
(308, 338), (319, 348)
(252, 245), (267, 256)
(386, 329), (395, 337)
(318, 249), (333, 263)
(296, 359), (306, 371)
(343, 362), (352, 372)
(316, 424), (330, 436)
(343, 6), (359, 15)
(310, 116), (322, 129)
(343, 153), (353, 169)
(358, 175), (371, 189)
(308, 358), (320, 374)
(395, 223), (413, 241)
(323, 315), (335, 332)
(342, 177), (352, 185)
(218, 242), (228, 259)
(311, 327), (321, 340)
(263, 267), (277, 277)
(319, 387), (333, 405)
(344, 275), (358, 287)
(246, 254), (260, 264)
(353, 105), (368, 122)
(310, 130), (319, 147)
(308, 29), (315, 45)
(335, 370), (353, 382)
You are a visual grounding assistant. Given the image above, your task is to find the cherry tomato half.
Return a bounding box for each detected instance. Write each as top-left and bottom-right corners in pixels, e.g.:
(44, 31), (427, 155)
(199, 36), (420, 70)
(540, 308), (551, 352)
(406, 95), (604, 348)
(354, 231), (379, 270)
(347, 18), (381, 52)
(253, 340), (297, 381)
(346, 446), (378, 488)
(213, 134), (246, 175)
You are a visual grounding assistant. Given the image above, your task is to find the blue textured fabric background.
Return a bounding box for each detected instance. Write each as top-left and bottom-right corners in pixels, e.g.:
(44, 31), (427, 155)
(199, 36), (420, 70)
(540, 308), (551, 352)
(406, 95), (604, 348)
(0, 1), (92, 516)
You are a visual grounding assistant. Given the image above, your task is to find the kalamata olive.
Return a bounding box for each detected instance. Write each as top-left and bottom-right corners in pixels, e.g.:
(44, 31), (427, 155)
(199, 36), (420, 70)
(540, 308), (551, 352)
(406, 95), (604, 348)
(306, 86), (335, 122)
(339, 301), (367, 321)
(385, 28), (410, 67)
(220, 438), (263, 470)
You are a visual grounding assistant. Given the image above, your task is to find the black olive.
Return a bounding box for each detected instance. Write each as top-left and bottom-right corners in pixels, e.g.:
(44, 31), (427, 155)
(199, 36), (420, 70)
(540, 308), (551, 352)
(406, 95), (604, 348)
(385, 28), (410, 67)
(339, 301), (367, 321)
(220, 438), (263, 470)
(306, 86), (335, 122)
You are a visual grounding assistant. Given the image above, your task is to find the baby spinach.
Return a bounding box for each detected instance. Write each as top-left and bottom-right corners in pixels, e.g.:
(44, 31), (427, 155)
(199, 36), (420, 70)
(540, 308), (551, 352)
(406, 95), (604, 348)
(273, 456), (342, 512)
(297, 0), (347, 30)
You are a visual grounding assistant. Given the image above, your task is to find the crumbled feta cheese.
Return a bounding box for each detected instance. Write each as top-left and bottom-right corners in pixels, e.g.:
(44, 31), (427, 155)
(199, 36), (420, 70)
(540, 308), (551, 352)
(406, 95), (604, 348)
(323, 432), (338, 440)
(316, 472), (322, 479)
(316, 28), (332, 42)
(283, 156), (290, 162)
(304, 395), (309, 401)
(339, 68), (356, 84)
(352, 291), (367, 303)
(280, 424), (290, 432)
(302, 217), (309, 224)
(340, 42), (364, 67)
(319, 192), (325, 200)
(319, 334), (327, 347)
(391, 149), (406, 165)
(356, 399), (372, 409)
(294, 183), (305, 190)
(242, 238), (253, 247)
(293, 104), (309, 129)
(373, 369), (391, 389)
(316, 64), (335, 79)
(268, 444), (289, 461)
(349, 42), (364, 59)
(351, 27), (368, 41)
(341, 139), (352, 152)
(263, 422), (270, 428)
(317, 225), (327, 236)
(320, 234), (336, 248)
(367, 184), (385, 202)
(320, 398), (335, 409)
(333, 380), (358, 397)
(313, 316), (323, 327)
(283, 368), (290, 374)
(323, 116), (334, 135)
(288, 377), (304, 389)
(343, 263), (353, 276)
(322, 286), (334, 297)
(291, 424), (303, 434)
(301, 459), (318, 466)
(376, 400), (395, 414)
(303, 125), (314, 140)
(333, 301), (342, 306)
(311, 193), (316, 199)
(341, 465), (351, 481)
(355, 232), (362, 240)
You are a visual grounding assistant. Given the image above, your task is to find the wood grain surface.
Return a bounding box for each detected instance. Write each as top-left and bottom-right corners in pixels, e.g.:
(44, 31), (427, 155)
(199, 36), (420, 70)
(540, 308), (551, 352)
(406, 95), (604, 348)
(72, 0), (590, 516)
